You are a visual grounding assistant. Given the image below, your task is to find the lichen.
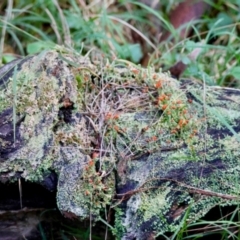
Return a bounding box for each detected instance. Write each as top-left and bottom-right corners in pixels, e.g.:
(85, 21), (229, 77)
(1, 50), (240, 239)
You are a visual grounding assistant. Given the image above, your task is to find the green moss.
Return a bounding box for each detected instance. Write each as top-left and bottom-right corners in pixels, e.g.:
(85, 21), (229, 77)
(139, 188), (171, 222)
(112, 207), (126, 239)
(2, 50), (240, 238)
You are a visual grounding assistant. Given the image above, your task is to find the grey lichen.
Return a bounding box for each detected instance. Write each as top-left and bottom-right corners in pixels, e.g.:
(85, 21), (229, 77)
(1, 50), (240, 239)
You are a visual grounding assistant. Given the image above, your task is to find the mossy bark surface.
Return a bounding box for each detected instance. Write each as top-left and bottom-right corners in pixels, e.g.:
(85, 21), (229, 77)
(0, 50), (240, 239)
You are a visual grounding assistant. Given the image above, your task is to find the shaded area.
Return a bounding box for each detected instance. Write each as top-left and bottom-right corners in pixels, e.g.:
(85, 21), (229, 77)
(0, 180), (56, 210)
(0, 180), (113, 240)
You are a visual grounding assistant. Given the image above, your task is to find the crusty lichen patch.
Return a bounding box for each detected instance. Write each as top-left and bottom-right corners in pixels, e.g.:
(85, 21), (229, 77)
(1, 50), (240, 239)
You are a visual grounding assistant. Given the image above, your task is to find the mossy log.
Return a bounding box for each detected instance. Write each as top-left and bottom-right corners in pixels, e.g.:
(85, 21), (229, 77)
(1, 50), (240, 239)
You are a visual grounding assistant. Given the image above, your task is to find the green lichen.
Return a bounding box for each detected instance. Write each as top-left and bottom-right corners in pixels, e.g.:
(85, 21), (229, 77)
(1, 50), (240, 239)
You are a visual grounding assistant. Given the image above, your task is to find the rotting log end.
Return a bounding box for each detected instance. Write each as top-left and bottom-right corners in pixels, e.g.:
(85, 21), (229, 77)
(1, 50), (240, 239)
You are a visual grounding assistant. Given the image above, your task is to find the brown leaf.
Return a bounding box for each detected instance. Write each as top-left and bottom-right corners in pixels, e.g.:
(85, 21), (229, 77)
(168, 42), (204, 78)
(162, 0), (209, 41)
(168, 61), (187, 79)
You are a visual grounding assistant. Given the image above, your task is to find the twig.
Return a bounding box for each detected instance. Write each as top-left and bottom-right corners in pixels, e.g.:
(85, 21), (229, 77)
(116, 177), (240, 201)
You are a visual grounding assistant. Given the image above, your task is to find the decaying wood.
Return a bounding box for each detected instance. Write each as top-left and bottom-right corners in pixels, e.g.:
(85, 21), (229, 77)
(1, 50), (240, 239)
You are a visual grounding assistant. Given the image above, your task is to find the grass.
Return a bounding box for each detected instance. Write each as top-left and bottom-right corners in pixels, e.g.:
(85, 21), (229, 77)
(1, 0), (239, 87)
(155, 205), (240, 240)
(1, 0), (240, 239)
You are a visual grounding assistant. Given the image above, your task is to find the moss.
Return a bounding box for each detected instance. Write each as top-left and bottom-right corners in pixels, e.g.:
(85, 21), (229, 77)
(139, 189), (171, 222)
(113, 207), (126, 239)
(1, 50), (240, 238)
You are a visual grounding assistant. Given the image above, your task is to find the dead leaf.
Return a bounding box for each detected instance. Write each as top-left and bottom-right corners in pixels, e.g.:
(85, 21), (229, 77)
(162, 0), (209, 41)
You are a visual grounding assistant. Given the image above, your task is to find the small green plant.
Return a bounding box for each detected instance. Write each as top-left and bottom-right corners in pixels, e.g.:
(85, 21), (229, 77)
(82, 158), (114, 216)
(112, 207), (126, 239)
